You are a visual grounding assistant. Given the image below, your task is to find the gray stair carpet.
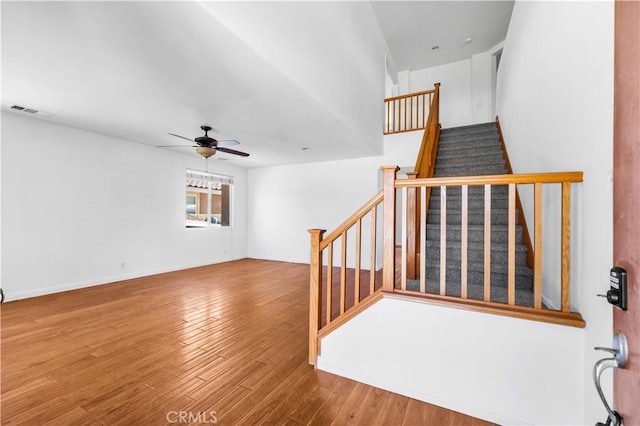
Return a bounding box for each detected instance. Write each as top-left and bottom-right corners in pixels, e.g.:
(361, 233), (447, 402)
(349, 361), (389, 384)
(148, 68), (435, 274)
(408, 122), (536, 307)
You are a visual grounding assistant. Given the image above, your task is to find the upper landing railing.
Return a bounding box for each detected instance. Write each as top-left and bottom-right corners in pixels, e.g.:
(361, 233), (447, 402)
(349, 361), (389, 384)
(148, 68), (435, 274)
(385, 85), (439, 135)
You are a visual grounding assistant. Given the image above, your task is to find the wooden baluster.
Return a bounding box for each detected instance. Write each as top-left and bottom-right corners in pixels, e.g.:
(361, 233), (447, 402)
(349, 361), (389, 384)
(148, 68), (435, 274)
(308, 228), (325, 366)
(340, 231), (347, 314)
(508, 184), (516, 305)
(326, 242), (333, 324)
(355, 219), (361, 305)
(395, 99), (398, 133)
(484, 184), (492, 301)
(370, 206), (377, 294)
(534, 183), (543, 309)
(440, 186), (447, 296)
(561, 182), (571, 312)
(461, 185), (468, 298)
(386, 100), (390, 134)
(382, 166), (399, 292)
(401, 187), (408, 290)
(410, 94), (414, 130)
(420, 186), (427, 293)
(404, 97), (408, 131)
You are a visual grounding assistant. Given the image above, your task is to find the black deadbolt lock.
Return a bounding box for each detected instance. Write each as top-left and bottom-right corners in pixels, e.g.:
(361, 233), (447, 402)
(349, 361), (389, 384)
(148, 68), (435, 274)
(598, 267), (627, 310)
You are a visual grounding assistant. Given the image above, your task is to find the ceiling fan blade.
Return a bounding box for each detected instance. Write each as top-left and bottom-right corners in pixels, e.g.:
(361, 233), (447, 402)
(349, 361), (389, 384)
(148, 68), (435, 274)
(216, 147), (250, 157)
(157, 145), (197, 148)
(216, 139), (240, 148)
(168, 133), (195, 143)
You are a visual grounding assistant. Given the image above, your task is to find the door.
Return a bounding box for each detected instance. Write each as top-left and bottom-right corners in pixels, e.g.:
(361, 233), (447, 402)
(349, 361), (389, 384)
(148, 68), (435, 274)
(613, 1), (640, 423)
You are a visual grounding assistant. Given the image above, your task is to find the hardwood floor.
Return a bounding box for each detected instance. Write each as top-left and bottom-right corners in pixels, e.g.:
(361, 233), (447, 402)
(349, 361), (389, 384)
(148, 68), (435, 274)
(1, 259), (492, 425)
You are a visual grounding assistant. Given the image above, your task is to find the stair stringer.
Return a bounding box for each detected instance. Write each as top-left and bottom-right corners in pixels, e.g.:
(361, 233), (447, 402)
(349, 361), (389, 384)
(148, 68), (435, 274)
(316, 294), (585, 425)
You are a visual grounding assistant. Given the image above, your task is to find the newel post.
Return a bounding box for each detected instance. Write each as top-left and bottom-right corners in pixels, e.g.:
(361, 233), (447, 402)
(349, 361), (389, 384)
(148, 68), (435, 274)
(308, 228), (325, 366)
(382, 166), (399, 292)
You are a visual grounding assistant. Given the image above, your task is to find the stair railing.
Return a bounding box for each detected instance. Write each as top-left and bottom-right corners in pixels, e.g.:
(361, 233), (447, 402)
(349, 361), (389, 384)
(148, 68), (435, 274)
(388, 167), (586, 327)
(308, 191), (385, 366)
(309, 166), (585, 365)
(384, 85), (439, 135)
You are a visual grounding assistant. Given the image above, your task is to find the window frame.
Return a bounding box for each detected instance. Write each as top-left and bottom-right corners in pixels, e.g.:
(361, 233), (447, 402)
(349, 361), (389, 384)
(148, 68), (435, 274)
(185, 169), (233, 229)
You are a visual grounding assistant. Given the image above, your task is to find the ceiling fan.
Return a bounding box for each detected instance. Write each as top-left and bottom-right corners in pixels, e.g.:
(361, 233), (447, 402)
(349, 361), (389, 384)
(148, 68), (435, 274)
(160, 125), (249, 158)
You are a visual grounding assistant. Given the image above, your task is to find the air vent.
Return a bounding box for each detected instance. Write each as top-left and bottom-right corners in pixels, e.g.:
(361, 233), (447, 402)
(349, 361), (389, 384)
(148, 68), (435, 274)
(9, 104), (53, 117)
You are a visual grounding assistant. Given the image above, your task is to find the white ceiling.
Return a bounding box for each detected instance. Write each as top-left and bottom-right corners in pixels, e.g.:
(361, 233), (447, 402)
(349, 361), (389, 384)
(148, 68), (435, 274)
(371, 1), (513, 72)
(1, 1), (513, 168)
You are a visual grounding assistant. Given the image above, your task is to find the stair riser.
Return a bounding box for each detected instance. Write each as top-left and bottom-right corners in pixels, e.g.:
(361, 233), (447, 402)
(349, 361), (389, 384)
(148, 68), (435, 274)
(427, 212), (515, 225)
(429, 197), (509, 210)
(436, 155), (505, 167)
(437, 142), (502, 154)
(424, 245), (529, 266)
(439, 132), (498, 142)
(404, 280), (536, 307)
(435, 165), (508, 175)
(425, 225), (524, 243)
(436, 146), (503, 159)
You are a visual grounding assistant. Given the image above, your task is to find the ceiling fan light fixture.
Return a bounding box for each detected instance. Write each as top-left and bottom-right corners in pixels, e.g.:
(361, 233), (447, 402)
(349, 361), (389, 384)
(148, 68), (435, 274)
(196, 146), (216, 158)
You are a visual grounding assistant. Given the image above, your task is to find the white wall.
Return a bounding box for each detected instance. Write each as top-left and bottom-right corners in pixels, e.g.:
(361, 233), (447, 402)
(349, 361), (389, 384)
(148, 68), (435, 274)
(1, 113), (248, 300)
(247, 131), (422, 264)
(318, 296), (585, 425)
(496, 1), (614, 423)
(408, 59), (473, 128)
(404, 51), (499, 129)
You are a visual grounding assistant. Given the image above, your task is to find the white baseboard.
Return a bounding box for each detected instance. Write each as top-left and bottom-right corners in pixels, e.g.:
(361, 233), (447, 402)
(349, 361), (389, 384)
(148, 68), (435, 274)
(3, 258), (234, 302)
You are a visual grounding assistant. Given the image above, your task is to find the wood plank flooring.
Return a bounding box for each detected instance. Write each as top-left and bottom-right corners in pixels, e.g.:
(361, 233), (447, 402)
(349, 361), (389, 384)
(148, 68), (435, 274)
(1, 259), (493, 425)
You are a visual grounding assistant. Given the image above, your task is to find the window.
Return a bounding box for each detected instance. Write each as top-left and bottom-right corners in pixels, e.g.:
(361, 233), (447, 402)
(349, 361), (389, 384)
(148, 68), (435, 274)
(185, 169), (233, 228)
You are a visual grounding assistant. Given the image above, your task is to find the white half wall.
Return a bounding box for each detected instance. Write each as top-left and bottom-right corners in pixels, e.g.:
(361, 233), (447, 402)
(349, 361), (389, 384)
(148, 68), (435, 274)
(318, 296), (586, 425)
(496, 1), (614, 423)
(1, 113), (248, 300)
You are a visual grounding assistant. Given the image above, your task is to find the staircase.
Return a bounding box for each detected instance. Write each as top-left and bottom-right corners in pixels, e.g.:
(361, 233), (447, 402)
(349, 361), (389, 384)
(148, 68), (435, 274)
(408, 122), (536, 306)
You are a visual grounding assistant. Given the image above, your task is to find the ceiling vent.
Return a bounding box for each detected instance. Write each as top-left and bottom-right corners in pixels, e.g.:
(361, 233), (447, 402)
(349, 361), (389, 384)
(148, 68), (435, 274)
(9, 104), (53, 118)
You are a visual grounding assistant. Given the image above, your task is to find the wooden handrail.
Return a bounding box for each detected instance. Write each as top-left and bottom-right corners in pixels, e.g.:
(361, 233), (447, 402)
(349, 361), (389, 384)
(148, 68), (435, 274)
(385, 89), (435, 103)
(394, 172), (583, 187)
(413, 83), (441, 179)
